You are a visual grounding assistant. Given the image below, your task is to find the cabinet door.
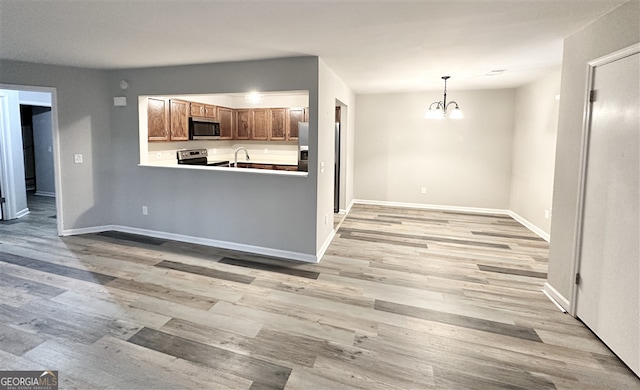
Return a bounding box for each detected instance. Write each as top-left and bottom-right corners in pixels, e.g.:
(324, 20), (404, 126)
(169, 99), (189, 141)
(190, 102), (205, 117)
(148, 98), (169, 142)
(270, 108), (287, 141)
(205, 104), (217, 119)
(235, 110), (251, 140)
(288, 108), (305, 141)
(252, 109), (269, 140)
(217, 107), (233, 140)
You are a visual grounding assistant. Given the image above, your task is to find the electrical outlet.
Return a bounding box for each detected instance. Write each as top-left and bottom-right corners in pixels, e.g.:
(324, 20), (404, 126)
(544, 209), (550, 219)
(142, 206), (148, 215)
(324, 214), (328, 225)
(74, 154), (83, 164)
(264, 148), (268, 154)
(421, 187), (427, 194)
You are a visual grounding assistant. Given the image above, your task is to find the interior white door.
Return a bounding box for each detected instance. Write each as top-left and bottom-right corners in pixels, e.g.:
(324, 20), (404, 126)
(576, 51), (639, 376)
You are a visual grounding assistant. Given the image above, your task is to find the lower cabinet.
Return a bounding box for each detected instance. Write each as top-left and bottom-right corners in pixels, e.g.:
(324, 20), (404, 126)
(235, 163), (298, 171)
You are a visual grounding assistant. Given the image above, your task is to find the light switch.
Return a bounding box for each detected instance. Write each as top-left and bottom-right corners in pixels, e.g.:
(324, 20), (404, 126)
(74, 154), (83, 164)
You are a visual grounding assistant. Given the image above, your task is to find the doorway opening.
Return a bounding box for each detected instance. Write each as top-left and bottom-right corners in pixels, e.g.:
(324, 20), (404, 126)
(334, 105), (341, 213)
(0, 86), (59, 233)
(334, 100), (348, 215)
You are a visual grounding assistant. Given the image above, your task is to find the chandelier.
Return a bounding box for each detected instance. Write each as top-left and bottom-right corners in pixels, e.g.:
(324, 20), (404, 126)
(424, 76), (464, 119)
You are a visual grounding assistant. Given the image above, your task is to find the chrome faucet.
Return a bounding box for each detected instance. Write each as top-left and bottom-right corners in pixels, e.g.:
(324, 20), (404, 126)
(234, 147), (250, 167)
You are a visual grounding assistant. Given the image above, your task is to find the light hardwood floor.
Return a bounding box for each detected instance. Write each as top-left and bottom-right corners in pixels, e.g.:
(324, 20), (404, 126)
(1, 195), (638, 389)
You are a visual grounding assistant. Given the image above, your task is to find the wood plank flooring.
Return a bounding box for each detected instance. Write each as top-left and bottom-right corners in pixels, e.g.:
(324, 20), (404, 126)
(1, 195), (639, 389)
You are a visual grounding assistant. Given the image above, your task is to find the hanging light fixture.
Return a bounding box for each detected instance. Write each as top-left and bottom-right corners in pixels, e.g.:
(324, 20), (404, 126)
(424, 76), (464, 119)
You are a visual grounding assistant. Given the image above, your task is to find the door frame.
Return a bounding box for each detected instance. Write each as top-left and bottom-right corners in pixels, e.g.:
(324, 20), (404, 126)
(0, 83), (62, 235)
(569, 42), (640, 316)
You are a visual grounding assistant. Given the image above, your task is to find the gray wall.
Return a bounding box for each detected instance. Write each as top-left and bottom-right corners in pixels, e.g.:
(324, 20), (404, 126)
(510, 71), (561, 236)
(547, 1), (640, 303)
(354, 89), (515, 209)
(32, 107), (56, 196)
(108, 57), (320, 257)
(0, 61), (115, 229)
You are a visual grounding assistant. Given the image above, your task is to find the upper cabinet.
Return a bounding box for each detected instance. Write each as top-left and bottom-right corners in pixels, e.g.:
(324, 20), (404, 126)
(190, 102), (217, 119)
(287, 108), (306, 141)
(235, 109), (251, 140)
(252, 109), (270, 140)
(190, 102), (204, 117)
(147, 98), (189, 142)
(269, 108), (287, 141)
(217, 107), (233, 140)
(148, 98), (169, 141)
(148, 96), (308, 143)
(204, 104), (217, 119)
(169, 99), (189, 141)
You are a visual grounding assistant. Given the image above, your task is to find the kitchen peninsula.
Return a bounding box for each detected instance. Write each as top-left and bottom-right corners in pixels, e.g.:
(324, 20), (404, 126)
(138, 91), (309, 175)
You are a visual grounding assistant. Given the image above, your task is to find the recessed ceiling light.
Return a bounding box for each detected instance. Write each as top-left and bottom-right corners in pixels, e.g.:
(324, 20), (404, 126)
(486, 69), (507, 76)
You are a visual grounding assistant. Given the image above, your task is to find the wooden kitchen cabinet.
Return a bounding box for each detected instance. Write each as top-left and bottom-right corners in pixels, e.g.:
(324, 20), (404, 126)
(147, 97), (170, 141)
(287, 107), (307, 141)
(269, 108), (287, 141)
(235, 109), (251, 140)
(217, 106), (233, 140)
(190, 102), (205, 117)
(204, 104), (217, 119)
(273, 164), (299, 171)
(190, 103), (217, 119)
(148, 98), (188, 141)
(169, 99), (189, 141)
(252, 109), (270, 140)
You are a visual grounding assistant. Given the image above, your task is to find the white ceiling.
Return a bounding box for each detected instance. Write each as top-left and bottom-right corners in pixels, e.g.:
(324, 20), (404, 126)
(0, 1), (627, 93)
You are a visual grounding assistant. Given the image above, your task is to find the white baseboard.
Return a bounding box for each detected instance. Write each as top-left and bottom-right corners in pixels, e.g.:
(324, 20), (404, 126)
(62, 225), (318, 264)
(542, 282), (571, 312)
(345, 199), (355, 214)
(352, 199), (551, 242)
(508, 211), (550, 242)
(35, 191), (55, 197)
(317, 229), (336, 263)
(353, 199), (510, 216)
(16, 208), (30, 218)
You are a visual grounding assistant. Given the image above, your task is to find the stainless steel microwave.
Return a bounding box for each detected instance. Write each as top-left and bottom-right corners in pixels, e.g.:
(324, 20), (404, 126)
(189, 117), (220, 140)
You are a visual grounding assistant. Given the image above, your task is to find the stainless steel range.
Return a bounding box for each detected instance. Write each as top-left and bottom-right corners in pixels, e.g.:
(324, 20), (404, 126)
(177, 149), (208, 165)
(176, 149), (229, 166)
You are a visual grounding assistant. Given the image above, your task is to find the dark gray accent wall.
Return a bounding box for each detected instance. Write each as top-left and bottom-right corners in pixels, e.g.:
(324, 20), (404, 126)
(107, 57), (319, 257)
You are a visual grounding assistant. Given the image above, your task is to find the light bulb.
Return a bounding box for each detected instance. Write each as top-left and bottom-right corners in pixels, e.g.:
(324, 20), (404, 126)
(449, 107), (464, 119)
